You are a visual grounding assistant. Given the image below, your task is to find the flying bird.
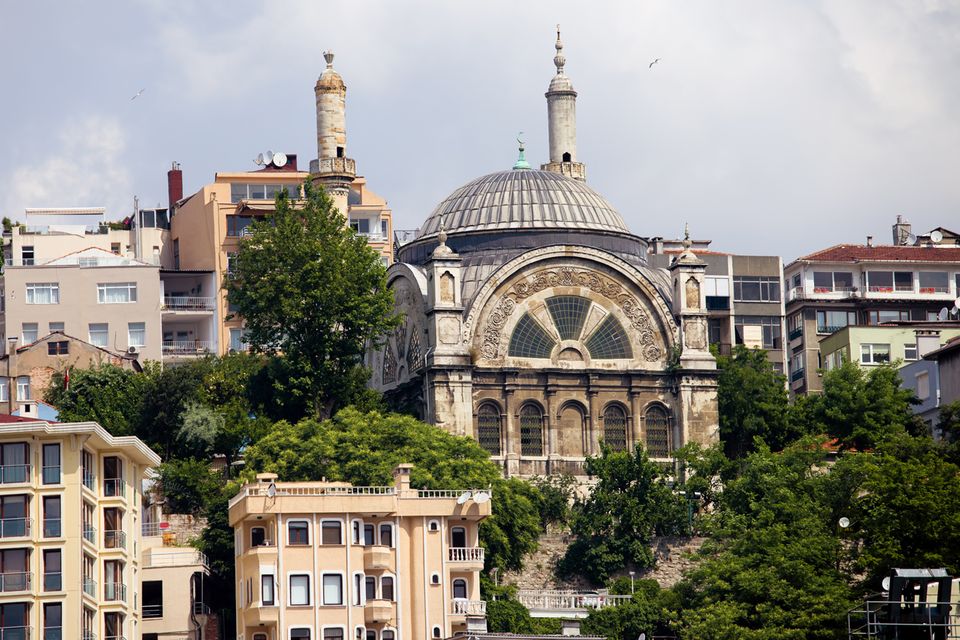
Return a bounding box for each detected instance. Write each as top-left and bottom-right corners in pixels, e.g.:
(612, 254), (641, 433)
(649, 58), (661, 69)
(130, 88), (146, 101)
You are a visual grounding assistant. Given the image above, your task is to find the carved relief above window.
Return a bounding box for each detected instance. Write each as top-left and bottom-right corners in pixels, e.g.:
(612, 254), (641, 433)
(506, 295), (634, 360)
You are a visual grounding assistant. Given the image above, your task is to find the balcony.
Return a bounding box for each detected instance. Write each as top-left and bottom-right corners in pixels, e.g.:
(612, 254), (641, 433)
(705, 296), (730, 311)
(363, 545), (392, 570)
(0, 572), (30, 592)
(448, 547), (485, 569)
(162, 341), (213, 356)
(104, 530), (127, 550)
(43, 571), (62, 591)
(450, 600), (487, 617)
(788, 327), (803, 341)
(0, 518), (30, 538)
(0, 464), (30, 484)
(82, 578), (97, 598)
(816, 325), (847, 335)
(82, 471), (95, 490)
(142, 603), (162, 619)
(242, 604), (278, 627)
(791, 369), (805, 382)
(41, 465), (60, 484)
(143, 549), (209, 568)
(104, 582), (127, 602)
(103, 478), (125, 499)
(315, 156), (356, 177)
(43, 629), (61, 640)
(83, 525), (97, 544)
(364, 599), (394, 624)
(0, 628), (30, 640)
(162, 296), (215, 312)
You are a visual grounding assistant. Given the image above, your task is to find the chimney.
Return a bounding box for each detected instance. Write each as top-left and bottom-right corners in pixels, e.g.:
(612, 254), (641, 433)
(167, 162), (183, 213)
(392, 464), (413, 491)
(866, 235), (873, 247)
(916, 329), (941, 358)
(892, 214), (912, 245)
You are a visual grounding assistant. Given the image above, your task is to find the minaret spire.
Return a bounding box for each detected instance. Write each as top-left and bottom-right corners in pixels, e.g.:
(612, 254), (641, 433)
(541, 26), (586, 181)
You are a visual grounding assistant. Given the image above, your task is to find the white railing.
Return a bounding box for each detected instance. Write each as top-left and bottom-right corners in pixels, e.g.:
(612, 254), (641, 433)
(162, 341), (213, 355)
(143, 549), (209, 568)
(451, 600), (486, 616)
(0, 518), (31, 538)
(449, 547), (485, 563)
(229, 484), (491, 508)
(162, 296), (215, 311)
(516, 590), (633, 611)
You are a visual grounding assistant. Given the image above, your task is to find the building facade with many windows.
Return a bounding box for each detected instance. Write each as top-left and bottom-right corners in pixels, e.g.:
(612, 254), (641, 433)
(783, 221), (960, 394)
(0, 418), (159, 640)
(229, 465), (491, 640)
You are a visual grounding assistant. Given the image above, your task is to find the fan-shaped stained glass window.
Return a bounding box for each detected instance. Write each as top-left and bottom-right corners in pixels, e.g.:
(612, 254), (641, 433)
(509, 314), (556, 358)
(603, 404), (628, 451)
(382, 347), (397, 385)
(585, 315), (633, 359)
(546, 296), (590, 340)
(477, 403), (502, 456)
(519, 404), (544, 456)
(408, 330), (424, 371)
(645, 405), (670, 458)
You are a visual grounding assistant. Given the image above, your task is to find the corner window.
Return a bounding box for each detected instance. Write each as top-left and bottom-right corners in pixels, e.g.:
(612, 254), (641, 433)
(380, 576), (394, 601)
(321, 520), (342, 545)
(261, 574), (275, 605)
(250, 527), (266, 547)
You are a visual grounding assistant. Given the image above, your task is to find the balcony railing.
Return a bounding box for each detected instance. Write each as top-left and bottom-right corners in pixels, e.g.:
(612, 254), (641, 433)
(82, 471), (95, 490)
(162, 341), (212, 355)
(788, 327), (802, 341)
(162, 296), (215, 311)
(516, 590), (633, 611)
(791, 369), (805, 382)
(0, 518), (30, 538)
(104, 582), (127, 602)
(82, 632), (96, 640)
(451, 600), (486, 616)
(143, 549), (209, 568)
(43, 571), (61, 591)
(0, 627), (30, 640)
(449, 547), (485, 563)
(43, 518), (61, 538)
(0, 464), (30, 484)
(142, 604), (163, 619)
(43, 629), (61, 640)
(83, 525), (96, 544)
(82, 578), (97, 598)
(0, 572), (30, 592)
(103, 478), (125, 498)
(104, 530), (127, 550)
(816, 324), (848, 335)
(41, 465), (60, 484)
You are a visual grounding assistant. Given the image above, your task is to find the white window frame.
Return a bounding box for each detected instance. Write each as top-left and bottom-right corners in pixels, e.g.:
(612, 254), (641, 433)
(321, 627), (346, 640)
(48, 322), (64, 333)
(16, 376), (31, 401)
(320, 519), (344, 545)
(378, 522), (394, 548)
(352, 572), (365, 606)
(88, 323), (109, 348)
(288, 572), (312, 607)
(26, 283), (60, 305)
(860, 343), (891, 365)
(0, 379), (8, 403)
(381, 630), (396, 640)
(290, 628), (313, 640)
(321, 572), (345, 606)
(127, 322), (146, 348)
(287, 519), (311, 546)
(379, 573), (395, 601)
(21, 323), (38, 344)
(904, 343), (918, 361)
(427, 519), (440, 532)
(430, 572), (440, 585)
(97, 282), (138, 304)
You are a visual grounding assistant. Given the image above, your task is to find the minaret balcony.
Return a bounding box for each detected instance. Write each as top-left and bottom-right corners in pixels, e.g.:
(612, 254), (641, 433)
(315, 157), (356, 178)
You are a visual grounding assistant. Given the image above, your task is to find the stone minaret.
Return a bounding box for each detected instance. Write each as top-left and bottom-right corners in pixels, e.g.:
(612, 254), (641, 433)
(541, 27), (586, 182)
(312, 50), (356, 215)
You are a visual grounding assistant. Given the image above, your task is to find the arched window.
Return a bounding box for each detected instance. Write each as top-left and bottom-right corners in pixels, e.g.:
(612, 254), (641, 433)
(477, 403), (502, 456)
(452, 578), (468, 599)
(509, 314), (556, 358)
(645, 405), (670, 458)
(545, 295), (589, 340)
(519, 405), (544, 456)
(451, 526), (466, 548)
(562, 152), (572, 162)
(603, 405), (628, 451)
(585, 315), (633, 359)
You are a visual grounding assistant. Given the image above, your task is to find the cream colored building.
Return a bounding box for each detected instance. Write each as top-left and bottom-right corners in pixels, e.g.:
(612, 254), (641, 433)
(0, 418), (159, 640)
(140, 531), (213, 640)
(229, 465), (490, 640)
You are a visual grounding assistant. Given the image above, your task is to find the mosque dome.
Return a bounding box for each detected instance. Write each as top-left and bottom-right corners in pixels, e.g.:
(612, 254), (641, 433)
(417, 168), (630, 238)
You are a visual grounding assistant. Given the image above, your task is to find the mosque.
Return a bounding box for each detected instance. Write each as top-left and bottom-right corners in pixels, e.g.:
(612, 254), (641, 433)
(359, 32), (719, 477)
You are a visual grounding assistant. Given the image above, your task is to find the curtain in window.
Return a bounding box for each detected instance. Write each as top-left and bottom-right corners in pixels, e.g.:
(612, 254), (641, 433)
(323, 574), (343, 605)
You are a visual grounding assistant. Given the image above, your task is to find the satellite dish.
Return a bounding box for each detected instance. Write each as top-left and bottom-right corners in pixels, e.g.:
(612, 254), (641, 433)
(266, 482), (277, 498)
(882, 577), (891, 592)
(954, 298), (960, 310)
(838, 517), (850, 529)
(456, 491), (472, 505)
(265, 150), (274, 165)
(255, 153), (265, 166)
(931, 230), (944, 243)
(938, 307), (949, 322)
(273, 152), (287, 167)
(638, 634), (646, 640)
(474, 491), (490, 504)
(905, 233), (917, 245)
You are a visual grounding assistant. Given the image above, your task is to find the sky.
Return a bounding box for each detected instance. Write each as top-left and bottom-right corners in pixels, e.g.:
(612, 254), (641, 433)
(0, 0), (958, 262)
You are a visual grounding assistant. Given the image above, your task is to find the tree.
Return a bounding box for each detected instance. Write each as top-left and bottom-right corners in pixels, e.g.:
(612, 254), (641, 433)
(806, 360), (921, 451)
(581, 580), (674, 640)
(156, 458), (222, 514)
(226, 182), (399, 419)
(243, 408), (543, 571)
(715, 346), (801, 458)
(559, 445), (689, 584)
(45, 364), (152, 435)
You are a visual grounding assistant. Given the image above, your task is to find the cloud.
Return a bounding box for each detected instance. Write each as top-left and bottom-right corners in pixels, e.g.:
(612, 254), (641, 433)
(1, 116), (133, 220)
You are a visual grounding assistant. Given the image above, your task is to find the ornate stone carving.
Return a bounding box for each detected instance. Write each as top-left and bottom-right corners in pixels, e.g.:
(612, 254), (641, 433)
(440, 272), (455, 304)
(479, 267), (663, 361)
(683, 317), (707, 350)
(685, 277), (700, 310)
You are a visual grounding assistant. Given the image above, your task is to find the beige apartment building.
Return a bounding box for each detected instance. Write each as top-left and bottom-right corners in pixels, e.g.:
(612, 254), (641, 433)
(0, 418), (159, 640)
(141, 529), (214, 640)
(229, 465), (490, 640)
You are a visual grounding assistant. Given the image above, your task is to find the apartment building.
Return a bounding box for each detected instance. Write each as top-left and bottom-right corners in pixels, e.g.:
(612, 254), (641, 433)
(141, 530), (214, 640)
(783, 218), (960, 394)
(648, 237), (787, 372)
(229, 465), (490, 640)
(0, 417), (159, 640)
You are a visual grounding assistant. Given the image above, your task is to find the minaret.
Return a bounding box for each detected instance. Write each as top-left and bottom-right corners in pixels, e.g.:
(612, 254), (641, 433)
(541, 27), (586, 181)
(311, 50), (356, 215)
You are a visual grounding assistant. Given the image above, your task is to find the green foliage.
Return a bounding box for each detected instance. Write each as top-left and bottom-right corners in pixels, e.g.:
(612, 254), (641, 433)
(716, 345), (801, 458)
(45, 364), (150, 435)
(582, 581), (674, 640)
(156, 459), (222, 515)
(244, 408), (542, 571)
(805, 360), (920, 451)
(486, 598), (562, 635)
(530, 473), (576, 527)
(226, 182), (399, 419)
(197, 482), (241, 629)
(560, 445), (688, 584)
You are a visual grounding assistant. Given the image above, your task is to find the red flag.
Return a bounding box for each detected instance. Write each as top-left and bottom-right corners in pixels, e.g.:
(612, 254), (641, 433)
(63, 368), (70, 391)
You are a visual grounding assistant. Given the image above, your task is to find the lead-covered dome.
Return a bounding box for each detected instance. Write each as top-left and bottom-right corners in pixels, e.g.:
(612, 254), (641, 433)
(417, 169), (630, 238)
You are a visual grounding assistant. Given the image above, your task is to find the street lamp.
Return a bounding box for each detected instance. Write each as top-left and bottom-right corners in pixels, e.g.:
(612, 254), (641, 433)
(629, 571), (635, 594)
